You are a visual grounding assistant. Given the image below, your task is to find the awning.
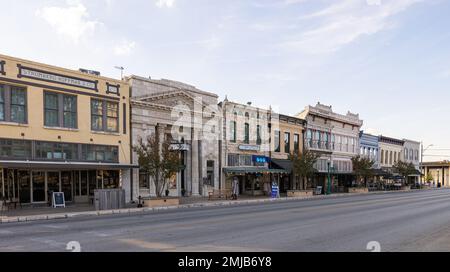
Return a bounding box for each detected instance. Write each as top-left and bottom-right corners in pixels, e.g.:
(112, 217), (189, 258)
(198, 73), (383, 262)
(408, 169), (422, 176)
(271, 159), (293, 173)
(372, 168), (391, 177)
(0, 160), (139, 170)
(223, 167), (288, 174)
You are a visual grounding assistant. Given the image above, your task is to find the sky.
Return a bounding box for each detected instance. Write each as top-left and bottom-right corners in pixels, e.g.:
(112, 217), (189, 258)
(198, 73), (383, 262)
(1, 0), (450, 161)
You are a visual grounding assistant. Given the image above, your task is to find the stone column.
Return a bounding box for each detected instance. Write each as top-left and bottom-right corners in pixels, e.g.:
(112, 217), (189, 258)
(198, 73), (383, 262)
(191, 128), (200, 196)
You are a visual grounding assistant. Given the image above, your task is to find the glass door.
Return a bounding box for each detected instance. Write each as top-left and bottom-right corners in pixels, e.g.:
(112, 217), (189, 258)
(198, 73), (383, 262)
(32, 171), (46, 203)
(18, 170), (30, 203)
(61, 171), (72, 202)
(47, 171), (60, 203)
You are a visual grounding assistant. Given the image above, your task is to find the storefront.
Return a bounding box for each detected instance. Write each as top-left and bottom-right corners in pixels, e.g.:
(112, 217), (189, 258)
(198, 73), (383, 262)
(0, 161), (136, 205)
(223, 167), (288, 196)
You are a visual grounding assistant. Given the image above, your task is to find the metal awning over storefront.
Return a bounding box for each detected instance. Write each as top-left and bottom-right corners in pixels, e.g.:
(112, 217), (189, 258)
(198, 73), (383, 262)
(408, 170), (422, 177)
(0, 160), (139, 170)
(223, 167), (289, 174)
(271, 159), (293, 173)
(372, 168), (391, 177)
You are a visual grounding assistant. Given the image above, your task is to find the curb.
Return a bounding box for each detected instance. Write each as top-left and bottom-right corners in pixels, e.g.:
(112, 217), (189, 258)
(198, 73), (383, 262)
(0, 188), (443, 224)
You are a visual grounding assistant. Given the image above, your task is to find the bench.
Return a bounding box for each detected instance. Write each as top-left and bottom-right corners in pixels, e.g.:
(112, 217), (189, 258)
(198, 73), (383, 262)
(208, 189), (232, 200)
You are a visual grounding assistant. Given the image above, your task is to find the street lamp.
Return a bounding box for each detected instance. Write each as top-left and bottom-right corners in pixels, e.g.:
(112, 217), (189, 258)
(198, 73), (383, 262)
(327, 161), (331, 195)
(420, 143), (433, 184)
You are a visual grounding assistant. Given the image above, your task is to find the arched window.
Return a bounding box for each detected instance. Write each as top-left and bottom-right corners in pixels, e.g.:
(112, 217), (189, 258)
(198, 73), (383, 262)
(410, 148), (413, 160)
(404, 148), (408, 160)
(245, 112), (249, 119)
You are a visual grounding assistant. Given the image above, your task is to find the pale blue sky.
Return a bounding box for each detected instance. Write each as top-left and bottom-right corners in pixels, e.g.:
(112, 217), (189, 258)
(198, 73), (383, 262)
(1, 0), (450, 160)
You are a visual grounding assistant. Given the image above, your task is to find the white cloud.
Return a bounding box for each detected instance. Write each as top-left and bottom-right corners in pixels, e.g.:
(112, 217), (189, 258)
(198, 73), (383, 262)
(36, 0), (101, 42)
(281, 0), (422, 54)
(114, 40), (136, 56)
(155, 0), (175, 8)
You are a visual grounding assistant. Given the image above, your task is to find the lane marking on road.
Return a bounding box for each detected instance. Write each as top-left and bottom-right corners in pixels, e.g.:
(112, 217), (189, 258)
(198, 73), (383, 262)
(30, 237), (66, 249)
(0, 230), (13, 235)
(83, 231), (110, 237)
(119, 238), (177, 251)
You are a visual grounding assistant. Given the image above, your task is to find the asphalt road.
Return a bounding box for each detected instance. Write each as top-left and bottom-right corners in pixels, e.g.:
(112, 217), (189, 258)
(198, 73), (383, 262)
(2, 189), (450, 252)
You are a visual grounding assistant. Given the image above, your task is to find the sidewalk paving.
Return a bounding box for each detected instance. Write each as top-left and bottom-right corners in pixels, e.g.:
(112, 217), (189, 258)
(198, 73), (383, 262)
(0, 188), (436, 224)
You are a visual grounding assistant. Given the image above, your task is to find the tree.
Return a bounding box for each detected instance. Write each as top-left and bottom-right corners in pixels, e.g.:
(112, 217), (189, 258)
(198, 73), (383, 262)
(393, 161), (417, 185)
(351, 155), (375, 187)
(133, 134), (181, 197)
(289, 150), (320, 190)
(425, 172), (433, 183)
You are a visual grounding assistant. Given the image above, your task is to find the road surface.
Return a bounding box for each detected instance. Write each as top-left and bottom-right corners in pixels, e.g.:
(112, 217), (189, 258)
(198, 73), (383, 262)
(2, 189), (450, 252)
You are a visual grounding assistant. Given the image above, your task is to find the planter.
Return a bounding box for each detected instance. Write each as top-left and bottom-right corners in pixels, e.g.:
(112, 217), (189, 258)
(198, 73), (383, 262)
(347, 187), (369, 194)
(287, 190), (314, 197)
(143, 197), (180, 208)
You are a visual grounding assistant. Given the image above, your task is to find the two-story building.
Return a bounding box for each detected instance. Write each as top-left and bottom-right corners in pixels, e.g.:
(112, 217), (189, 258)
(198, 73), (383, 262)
(402, 139), (421, 184)
(297, 102), (363, 193)
(379, 135), (404, 184)
(0, 54), (134, 206)
(269, 114), (306, 193)
(219, 99), (286, 196)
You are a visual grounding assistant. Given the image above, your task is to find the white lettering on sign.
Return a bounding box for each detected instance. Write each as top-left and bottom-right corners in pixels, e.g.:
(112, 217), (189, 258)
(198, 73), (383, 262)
(238, 145), (260, 151)
(20, 68), (96, 90)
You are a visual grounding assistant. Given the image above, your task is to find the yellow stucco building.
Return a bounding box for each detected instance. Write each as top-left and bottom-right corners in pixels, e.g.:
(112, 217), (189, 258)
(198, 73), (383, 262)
(0, 54), (135, 205)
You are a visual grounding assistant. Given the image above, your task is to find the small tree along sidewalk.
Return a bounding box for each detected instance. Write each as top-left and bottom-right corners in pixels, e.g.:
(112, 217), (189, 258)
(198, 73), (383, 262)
(133, 133), (182, 198)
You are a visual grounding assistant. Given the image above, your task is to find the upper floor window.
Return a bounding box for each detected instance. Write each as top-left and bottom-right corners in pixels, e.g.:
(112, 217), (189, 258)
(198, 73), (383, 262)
(409, 148), (413, 160)
(274, 130), (280, 152)
(0, 84), (27, 124)
(244, 123), (250, 144)
(404, 148), (408, 160)
(91, 99), (119, 132)
(256, 125), (261, 145)
(230, 121), (236, 142)
(284, 132), (290, 154)
(415, 150), (419, 161)
(44, 91), (77, 128)
(294, 134), (300, 153)
(0, 85), (4, 121)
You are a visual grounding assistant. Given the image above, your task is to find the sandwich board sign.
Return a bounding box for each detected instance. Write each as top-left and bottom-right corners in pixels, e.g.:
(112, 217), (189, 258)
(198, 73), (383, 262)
(52, 192), (66, 208)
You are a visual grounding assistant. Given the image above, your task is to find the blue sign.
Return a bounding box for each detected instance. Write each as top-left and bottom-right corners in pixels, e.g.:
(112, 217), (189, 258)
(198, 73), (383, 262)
(271, 183), (279, 198)
(252, 155), (270, 163)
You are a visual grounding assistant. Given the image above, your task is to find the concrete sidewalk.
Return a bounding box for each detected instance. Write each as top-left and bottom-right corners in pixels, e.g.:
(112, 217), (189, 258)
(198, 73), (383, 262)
(0, 189), (431, 224)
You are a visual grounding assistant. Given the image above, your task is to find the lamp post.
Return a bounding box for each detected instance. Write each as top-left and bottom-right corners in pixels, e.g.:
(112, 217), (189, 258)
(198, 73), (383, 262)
(420, 143), (433, 184)
(327, 160), (331, 195)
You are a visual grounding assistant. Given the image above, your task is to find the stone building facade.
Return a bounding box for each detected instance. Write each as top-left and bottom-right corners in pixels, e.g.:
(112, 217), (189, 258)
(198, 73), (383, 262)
(297, 102), (363, 193)
(219, 99), (286, 196)
(127, 76), (220, 199)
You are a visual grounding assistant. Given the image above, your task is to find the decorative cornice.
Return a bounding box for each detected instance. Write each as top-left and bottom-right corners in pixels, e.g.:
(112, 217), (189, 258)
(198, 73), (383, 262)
(0, 61), (5, 76)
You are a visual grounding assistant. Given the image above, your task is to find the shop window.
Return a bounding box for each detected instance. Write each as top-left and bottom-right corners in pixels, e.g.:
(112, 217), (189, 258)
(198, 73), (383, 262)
(0, 138), (32, 159)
